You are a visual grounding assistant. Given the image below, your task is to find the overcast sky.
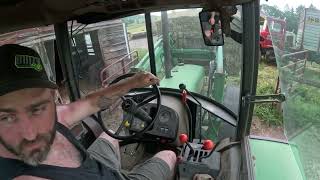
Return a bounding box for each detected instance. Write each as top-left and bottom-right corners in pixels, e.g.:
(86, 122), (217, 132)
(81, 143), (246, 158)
(261, 0), (320, 10)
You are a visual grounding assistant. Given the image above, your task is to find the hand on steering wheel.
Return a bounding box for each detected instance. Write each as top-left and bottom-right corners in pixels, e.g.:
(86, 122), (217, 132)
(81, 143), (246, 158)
(96, 72), (161, 141)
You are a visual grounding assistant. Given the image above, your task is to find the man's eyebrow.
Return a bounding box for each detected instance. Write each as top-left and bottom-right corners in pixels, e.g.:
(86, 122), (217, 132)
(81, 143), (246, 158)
(27, 100), (51, 109)
(0, 100), (51, 113)
(0, 108), (16, 113)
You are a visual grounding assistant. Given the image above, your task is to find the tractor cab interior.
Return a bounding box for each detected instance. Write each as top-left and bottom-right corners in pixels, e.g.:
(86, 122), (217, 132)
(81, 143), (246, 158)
(0, 0), (260, 179)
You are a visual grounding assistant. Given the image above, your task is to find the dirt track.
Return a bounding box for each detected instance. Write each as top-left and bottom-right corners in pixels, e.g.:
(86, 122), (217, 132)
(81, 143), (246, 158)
(250, 116), (286, 140)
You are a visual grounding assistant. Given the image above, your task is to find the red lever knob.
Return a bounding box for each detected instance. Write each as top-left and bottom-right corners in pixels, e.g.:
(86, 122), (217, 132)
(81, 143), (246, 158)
(179, 134), (188, 143)
(203, 140), (215, 150)
(181, 90), (187, 104)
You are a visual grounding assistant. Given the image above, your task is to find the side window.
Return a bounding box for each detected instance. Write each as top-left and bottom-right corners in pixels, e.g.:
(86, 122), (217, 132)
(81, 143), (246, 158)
(199, 108), (236, 142)
(68, 16), (149, 97)
(68, 16), (149, 132)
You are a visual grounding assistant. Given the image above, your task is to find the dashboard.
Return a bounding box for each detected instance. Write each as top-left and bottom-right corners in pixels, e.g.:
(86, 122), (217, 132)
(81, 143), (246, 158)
(129, 104), (179, 142)
(124, 89), (237, 145)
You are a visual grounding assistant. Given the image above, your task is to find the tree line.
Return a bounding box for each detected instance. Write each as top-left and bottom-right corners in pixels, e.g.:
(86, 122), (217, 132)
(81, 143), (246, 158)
(260, 4), (318, 33)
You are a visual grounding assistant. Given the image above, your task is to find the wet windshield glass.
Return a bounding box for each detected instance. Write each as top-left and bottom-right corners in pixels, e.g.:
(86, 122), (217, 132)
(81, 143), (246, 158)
(71, 9), (243, 116)
(268, 8), (320, 179)
(147, 9), (242, 114)
(147, 8), (242, 141)
(70, 9), (242, 137)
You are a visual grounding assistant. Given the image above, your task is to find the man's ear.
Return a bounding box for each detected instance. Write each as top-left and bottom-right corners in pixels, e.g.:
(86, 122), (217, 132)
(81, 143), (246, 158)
(50, 89), (56, 96)
(49, 89), (58, 102)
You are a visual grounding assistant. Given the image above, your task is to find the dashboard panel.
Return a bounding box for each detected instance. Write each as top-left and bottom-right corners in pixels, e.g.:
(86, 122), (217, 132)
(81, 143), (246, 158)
(129, 104), (179, 142)
(146, 104), (179, 140)
(126, 89), (237, 145)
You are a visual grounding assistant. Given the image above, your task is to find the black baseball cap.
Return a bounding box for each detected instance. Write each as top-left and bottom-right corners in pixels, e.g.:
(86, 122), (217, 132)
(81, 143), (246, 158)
(0, 44), (57, 96)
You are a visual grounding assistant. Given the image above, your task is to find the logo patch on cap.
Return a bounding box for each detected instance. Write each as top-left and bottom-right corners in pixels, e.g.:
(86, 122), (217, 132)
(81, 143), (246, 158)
(14, 55), (43, 72)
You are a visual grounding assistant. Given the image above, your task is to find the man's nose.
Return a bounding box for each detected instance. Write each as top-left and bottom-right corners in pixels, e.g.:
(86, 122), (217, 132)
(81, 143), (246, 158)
(18, 114), (37, 141)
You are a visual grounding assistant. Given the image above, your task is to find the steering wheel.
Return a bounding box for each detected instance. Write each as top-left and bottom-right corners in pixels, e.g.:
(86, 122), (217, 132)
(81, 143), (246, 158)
(96, 73), (161, 140)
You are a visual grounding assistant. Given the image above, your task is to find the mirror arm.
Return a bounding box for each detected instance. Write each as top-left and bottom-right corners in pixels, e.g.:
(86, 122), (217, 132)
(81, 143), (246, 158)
(231, 30), (242, 44)
(220, 6), (238, 36)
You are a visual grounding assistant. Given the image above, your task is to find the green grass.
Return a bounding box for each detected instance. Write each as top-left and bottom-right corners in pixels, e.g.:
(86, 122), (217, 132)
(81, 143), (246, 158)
(254, 62), (283, 125)
(284, 73), (320, 136)
(255, 104), (283, 125)
(253, 61), (320, 126)
(127, 23), (146, 34)
(225, 76), (241, 85)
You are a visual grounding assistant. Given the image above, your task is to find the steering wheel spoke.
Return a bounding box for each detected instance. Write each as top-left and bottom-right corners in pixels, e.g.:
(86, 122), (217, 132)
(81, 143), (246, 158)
(115, 121), (125, 135)
(137, 95), (157, 107)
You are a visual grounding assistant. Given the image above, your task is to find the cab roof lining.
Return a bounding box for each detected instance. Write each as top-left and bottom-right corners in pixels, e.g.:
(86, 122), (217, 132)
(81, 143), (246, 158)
(0, 0), (253, 34)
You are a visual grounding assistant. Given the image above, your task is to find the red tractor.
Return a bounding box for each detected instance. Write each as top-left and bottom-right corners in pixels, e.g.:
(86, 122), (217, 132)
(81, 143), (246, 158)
(260, 16), (286, 61)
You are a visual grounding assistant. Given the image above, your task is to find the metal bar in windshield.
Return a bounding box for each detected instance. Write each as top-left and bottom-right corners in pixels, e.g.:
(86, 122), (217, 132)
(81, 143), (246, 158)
(161, 11), (172, 78)
(145, 13), (157, 75)
(237, 2), (260, 140)
(54, 22), (81, 101)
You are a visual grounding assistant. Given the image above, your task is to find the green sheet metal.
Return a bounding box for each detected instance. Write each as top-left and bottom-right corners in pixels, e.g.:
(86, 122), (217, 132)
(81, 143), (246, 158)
(171, 48), (215, 60)
(160, 64), (205, 93)
(249, 138), (304, 180)
(134, 38), (164, 74)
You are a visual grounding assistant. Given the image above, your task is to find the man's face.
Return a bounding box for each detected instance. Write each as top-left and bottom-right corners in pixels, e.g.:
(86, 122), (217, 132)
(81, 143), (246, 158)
(0, 88), (56, 166)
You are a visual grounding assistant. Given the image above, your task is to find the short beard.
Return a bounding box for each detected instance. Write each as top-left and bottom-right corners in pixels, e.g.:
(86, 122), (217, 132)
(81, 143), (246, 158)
(0, 115), (57, 166)
(20, 129), (56, 166)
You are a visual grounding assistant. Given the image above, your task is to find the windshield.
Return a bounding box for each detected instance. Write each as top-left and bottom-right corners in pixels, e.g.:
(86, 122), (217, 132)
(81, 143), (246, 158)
(72, 8), (242, 115)
(146, 9), (242, 141)
(268, 9), (320, 180)
(146, 9), (242, 113)
(70, 8), (242, 140)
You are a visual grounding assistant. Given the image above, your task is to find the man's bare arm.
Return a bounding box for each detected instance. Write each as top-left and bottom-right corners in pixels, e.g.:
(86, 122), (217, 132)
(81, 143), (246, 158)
(57, 72), (159, 128)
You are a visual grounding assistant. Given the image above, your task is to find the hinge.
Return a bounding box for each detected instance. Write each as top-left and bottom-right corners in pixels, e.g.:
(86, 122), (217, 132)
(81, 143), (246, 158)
(242, 93), (286, 104)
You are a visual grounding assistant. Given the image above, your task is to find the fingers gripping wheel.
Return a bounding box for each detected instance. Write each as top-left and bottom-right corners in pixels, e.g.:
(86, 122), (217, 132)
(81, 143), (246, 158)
(96, 73), (161, 141)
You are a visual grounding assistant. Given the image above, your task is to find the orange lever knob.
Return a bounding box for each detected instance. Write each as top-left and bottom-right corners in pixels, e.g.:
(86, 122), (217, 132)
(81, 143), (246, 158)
(179, 134), (188, 143)
(203, 140), (215, 150)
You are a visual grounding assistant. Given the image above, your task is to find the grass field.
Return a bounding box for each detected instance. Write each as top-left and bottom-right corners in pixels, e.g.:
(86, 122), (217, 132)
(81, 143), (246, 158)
(127, 23), (146, 34)
(253, 61), (320, 126)
(254, 62), (283, 125)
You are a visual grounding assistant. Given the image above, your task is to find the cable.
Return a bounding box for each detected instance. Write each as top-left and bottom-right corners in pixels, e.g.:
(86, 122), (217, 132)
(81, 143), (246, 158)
(73, 24), (88, 36)
(71, 24), (83, 35)
(184, 101), (193, 140)
(179, 87), (193, 139)
(179, 83), (203, 142)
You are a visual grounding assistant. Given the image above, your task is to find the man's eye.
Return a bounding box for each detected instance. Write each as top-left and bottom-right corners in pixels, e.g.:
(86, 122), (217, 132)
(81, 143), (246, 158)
(32, 106), (46, 115)
(0, 115), (16, 123)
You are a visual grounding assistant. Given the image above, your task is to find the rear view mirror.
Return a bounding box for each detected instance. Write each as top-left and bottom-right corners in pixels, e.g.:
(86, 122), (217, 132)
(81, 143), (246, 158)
(199, 11), (224, 46)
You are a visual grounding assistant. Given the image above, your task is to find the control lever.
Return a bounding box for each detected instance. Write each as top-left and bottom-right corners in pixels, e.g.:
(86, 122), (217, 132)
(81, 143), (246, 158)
(179, 83), (203, 142)
(122, 98), (152, 122)
(179, 134), (194, 160)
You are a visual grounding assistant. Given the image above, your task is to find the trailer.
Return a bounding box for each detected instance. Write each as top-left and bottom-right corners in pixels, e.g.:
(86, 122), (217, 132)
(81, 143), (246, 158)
(259, 16), (296, 62)
(296, 8), (320, 63)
